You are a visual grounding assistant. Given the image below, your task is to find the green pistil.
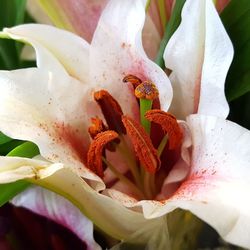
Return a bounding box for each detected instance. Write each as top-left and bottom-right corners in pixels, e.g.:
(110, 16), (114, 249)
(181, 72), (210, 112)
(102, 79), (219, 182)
(140, 98), (153, 134)
(139, 98), (155, 199)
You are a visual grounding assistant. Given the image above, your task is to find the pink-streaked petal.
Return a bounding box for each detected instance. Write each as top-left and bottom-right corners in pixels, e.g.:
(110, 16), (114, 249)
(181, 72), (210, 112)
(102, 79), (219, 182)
(164, 0), (233, 119)
(90, 0), (172, 117)
(12, 186), (101, 250)
(36, 0), (108, 43)
(0, 69), (101, 186)
(3, 24), (89, 82)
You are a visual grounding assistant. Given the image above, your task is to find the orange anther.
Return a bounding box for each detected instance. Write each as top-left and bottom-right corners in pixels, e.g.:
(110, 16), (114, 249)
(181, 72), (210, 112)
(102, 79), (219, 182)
(87, 131), (119, 177)
(122, 115), (160, 173)
(145, 110), (183, 150)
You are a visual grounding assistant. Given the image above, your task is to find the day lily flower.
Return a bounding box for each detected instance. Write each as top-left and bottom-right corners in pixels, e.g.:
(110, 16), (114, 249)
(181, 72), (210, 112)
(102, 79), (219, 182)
(0, 0), (249, 249)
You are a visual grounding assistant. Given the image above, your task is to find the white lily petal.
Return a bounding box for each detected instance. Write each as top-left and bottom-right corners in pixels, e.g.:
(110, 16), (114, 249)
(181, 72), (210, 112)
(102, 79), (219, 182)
(90, 0), (172, 116)
(0, 156), (63, 183)
(164, 0), (233, 119)
(0, 68), (102, 186)
(0, 156), (161, 242)
(21, 44), (36, 61)
(178, 114), (250, 248)
(155, 115), (250, 248)
(3, 24), (89, 82)
(12, 186), (101, 250)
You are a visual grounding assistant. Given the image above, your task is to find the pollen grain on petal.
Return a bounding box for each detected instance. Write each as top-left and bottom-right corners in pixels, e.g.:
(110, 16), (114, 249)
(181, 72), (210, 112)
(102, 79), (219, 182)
(145, 110), (183, 150)
(122, 115), (160, 173)
(94, 90), (126, 134)
(87, 130), (119, 178)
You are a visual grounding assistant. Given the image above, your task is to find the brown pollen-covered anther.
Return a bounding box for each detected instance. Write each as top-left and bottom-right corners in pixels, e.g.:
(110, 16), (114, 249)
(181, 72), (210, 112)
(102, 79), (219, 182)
(122, 115), (160, 173)
(94, 90), (126, 134)
(87, 130), (119, 178)
(145, 110), (183, 150)
(123, 74), (142, 88)
(88, 117), (107, 139)
(135, 81), (159, 100)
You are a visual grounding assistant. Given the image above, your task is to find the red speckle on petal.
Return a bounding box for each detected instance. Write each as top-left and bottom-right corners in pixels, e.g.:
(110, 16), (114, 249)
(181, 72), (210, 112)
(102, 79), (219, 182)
(55, 122), (88, 165)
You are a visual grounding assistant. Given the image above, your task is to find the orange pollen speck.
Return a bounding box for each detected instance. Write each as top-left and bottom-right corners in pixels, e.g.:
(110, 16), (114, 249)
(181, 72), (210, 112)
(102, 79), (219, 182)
(87, 130), (119, 177)
(123, 74), (142, 88)
(122, 115), (160, 173)
(145, 110), (183, 150)
(88, 117), (107, 139)
(135, 81), (159, 100)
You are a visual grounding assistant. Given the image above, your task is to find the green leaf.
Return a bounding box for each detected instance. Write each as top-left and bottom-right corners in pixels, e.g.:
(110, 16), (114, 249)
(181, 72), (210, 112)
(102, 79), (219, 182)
(0, 140), (23, 155)
(0, 132), (12, 145)
(0, 0), (27, 28)
(0, 141), (39, 207)
(7, 141), (39, 157)
(0, 0), (27, 69)
(155, 0), (186, 68)
(0, 181), (30, 207)
(221, 0), (250, 101)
